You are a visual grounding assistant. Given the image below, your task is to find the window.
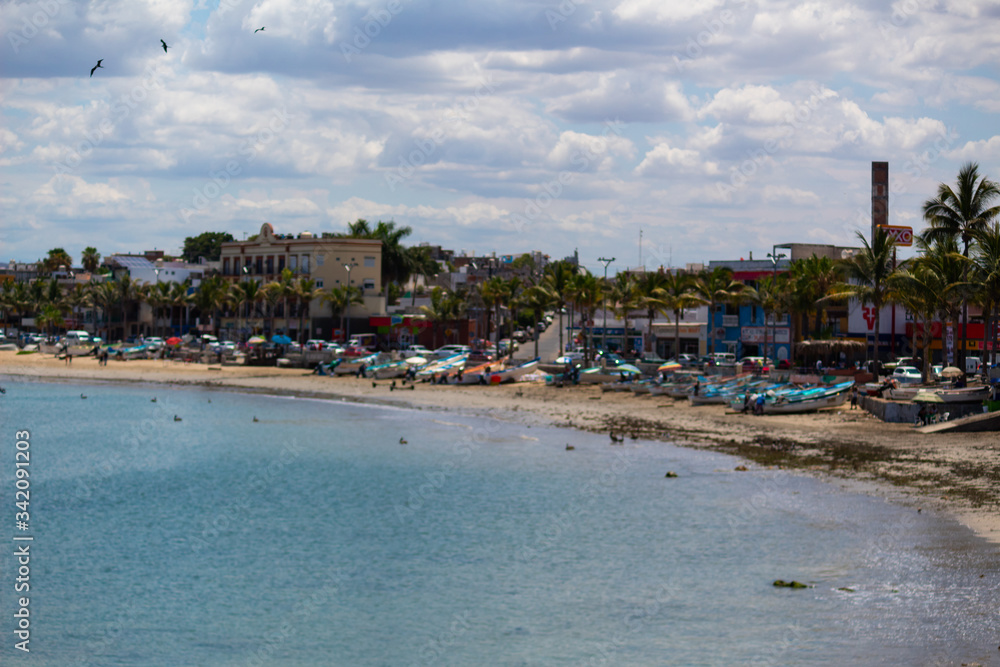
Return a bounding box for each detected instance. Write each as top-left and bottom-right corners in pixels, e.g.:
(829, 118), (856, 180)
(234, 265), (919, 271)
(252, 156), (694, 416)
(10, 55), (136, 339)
(265, 256), (273, 274)
(364, 256), (375, 268)
(316, 254), (325, 267)
(223, 258), (230, 275)
(278, 256), (285, 272)
(301, 255), (310, 273)
(289, 255), (297, 271)
(315, 279), (324, 288)
(254, 256), (263, 274)
(363, 279), (375, 290)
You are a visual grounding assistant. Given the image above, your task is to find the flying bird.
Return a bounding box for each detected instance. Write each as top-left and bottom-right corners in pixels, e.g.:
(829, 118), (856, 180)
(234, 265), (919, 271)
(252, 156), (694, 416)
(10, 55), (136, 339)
(160, 39), (170, 53)
(254, 26), (265, 33)
(90, 59), (103, 77)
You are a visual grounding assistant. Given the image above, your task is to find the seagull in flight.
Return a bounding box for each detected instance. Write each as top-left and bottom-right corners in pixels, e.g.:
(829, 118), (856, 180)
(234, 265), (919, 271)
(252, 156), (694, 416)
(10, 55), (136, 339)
(254, 26), (265, 33)
(160, 39), (170, 53)
(90, 59), (103, 77)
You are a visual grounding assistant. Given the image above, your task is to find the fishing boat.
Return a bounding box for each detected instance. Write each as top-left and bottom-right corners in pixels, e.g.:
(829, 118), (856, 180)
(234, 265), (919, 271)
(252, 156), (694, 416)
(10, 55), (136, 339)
(334, 352), (387, 375)
(760, 381), (854, 414)
(416, 353), (468, 380)
(485, 358), (539, 384)
(577, 364), (642, 384)
(366, 359), (409, 379)
(106, 343), (151, 360)
(455, 361), (496, 384)
(913, 386), (989, 404)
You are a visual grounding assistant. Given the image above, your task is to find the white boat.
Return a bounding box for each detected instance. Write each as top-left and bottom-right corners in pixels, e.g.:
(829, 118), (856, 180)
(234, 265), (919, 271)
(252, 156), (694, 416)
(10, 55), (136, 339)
(914, 386), (989, 404)
(366, 360), (409, 379)
(600, 381), (634, 392)
(578, 367), (641, 384)
(334, 352), (386, 375)
(416, 353), (468, 379)
(485, 358), (539, 384)
(107, 344), (151, 360)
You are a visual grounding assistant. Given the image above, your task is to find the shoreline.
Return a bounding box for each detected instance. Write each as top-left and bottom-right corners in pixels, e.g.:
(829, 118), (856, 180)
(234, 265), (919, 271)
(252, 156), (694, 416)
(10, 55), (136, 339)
(3, 350), (999, 545)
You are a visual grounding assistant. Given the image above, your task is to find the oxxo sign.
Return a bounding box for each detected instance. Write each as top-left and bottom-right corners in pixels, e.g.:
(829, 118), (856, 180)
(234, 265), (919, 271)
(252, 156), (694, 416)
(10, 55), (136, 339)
(879, 225), (913, 246)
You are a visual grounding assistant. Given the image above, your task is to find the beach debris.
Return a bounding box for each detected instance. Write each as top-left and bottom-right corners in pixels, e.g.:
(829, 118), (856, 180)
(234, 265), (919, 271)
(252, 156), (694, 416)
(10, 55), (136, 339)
(734, 465), (748, 471)
(772, 580), (811, 588)
(664, 471), (678, 478)
(399, 437), (408, 445)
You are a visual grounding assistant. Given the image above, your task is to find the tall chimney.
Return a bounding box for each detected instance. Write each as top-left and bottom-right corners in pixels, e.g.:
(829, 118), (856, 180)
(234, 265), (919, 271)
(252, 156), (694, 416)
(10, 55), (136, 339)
(872, 161), (888, 240)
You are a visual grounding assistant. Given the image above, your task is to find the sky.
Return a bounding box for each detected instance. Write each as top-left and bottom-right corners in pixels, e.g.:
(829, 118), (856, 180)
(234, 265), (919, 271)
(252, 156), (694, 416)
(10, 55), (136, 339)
(1, 0), (999, 276)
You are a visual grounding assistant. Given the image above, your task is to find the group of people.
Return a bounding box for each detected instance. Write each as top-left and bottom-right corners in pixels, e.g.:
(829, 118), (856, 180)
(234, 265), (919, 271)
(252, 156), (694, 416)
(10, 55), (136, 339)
(740, 391), (767, 415)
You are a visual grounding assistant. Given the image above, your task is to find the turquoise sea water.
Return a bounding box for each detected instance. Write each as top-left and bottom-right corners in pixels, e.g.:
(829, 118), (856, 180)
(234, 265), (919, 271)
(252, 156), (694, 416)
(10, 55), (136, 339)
(1, 378), (998, 666)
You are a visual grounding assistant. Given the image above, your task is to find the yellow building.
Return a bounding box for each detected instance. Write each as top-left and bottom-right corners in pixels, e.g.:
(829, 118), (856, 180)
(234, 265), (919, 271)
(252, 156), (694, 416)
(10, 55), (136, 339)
(219, 222), (383, 340)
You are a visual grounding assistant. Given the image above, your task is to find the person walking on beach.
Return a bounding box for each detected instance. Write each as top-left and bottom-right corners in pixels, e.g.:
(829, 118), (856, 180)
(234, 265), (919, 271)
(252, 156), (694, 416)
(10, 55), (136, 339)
(850, 385), (858, 409)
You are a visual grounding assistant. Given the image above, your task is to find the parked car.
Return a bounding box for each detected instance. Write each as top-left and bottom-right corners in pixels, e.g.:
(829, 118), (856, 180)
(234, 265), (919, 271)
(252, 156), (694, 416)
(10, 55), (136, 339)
(891, 366), (923, 383)
(144, 337), (164, 350)
(305, 339), (327, 351)
(555, 352), (585, 365)
(499, 338), (519, 353)
(739, 356), (771, 373)
(400, 344), (431, 358)
(677, 353), (699, 368)
(431, 344), (470, 359)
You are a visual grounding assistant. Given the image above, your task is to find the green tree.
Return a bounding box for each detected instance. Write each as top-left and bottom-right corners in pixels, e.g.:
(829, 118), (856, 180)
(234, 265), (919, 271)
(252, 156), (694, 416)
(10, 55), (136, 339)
(542, 260), (575, 356)
(656, 271), (706, 361)
(971, 223), (1000, 365)
(322, 285), (363, 344)
(43, 248), (73, 273)
(829, 229), (898, 380)
(81, 247), (101, 273)
(293, 277), (324, 344)
(181, 232), (236, 263)
(921, 162), (1000, 369)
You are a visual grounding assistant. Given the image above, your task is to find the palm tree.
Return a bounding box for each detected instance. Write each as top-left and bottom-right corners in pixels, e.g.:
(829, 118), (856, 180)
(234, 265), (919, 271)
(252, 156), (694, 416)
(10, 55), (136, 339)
(272, 269), (298, 338)
(889, 262), (944, 382)
(419, 287), (462, 349)
(971, 223), (1000, 365)
(230, 279), (264, 340)
(608, 271), (639, 355)
(793, 255), (843, 338)
(293, 277), (324, 344)
(114, 275), (143, 342)
(479, 275), (508, 357)
(567, 271), (600, 362)
(746, 275), (789, 364)
(146, 281), (173, 338)
(81, 247), (101, 273)
(655, 271), (705, 361)
(64, 284), (92, 333)
(830, 229), (898, 380)
(694, 267), (746, 356)
(169, 280), (192, 337)
(192, 275), (228, 339)
(542, 260), (574, 356)
(922, 162), (1000, 370)
(322, 285), (363, 344)
(521, 284), (554, 359)
(42, 248), (73, 274)
(917, 236), (971, 368)
(36, 303), (65, 337)
(90, 281), (117, 341)
(407, 246), (440, 306)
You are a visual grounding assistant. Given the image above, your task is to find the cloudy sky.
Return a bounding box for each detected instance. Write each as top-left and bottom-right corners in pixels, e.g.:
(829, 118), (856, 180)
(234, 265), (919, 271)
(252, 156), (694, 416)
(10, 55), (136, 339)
(2, 0), (999, 274)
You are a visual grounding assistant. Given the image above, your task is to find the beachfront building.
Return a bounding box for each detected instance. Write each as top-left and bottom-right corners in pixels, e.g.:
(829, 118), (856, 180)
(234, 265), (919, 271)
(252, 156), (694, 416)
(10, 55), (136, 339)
(218, 222), (384, 341)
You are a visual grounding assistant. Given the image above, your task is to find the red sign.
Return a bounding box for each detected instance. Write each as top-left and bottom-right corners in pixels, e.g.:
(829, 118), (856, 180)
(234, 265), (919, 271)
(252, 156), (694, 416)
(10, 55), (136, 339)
(878, 225), (913, 246)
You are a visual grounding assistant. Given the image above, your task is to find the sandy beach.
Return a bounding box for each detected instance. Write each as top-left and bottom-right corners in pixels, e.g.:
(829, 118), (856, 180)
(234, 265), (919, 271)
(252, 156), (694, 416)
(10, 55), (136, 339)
(3, 349), (999, 545)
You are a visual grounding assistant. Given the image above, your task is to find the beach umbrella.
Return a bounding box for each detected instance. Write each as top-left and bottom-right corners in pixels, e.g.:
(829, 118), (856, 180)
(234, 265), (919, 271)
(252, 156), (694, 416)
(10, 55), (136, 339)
(165, 336), (182, 346)
(616, 364), (642, 375)
(272, 334), (292, 344)
(939, 366), (963, 378)
(658, 361), (682, 373)
(248, 336), (266, 344)
(405, 356), (427, 366)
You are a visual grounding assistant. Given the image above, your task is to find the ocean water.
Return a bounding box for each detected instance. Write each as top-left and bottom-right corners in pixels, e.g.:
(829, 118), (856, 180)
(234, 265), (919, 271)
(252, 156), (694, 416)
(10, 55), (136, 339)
(1, 378), (998, 666)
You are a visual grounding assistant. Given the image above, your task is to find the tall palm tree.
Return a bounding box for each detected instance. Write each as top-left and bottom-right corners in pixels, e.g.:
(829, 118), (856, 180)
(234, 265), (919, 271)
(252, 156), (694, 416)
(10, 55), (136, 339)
(293, 277), (324, 344)
(169, 280), (192, 337)
(90, 281), (117, 341)
(695, 267), (746, 356)
(521, 284), (554, 359)
(146, 281), (173, 338)
(608, 271), (639, 355)
(192, 275), (228, 339)
(407, 246), (440, 306)
(542, 260), (574, 356)
(917, 236), (971, 368)
(81, 247), (101, 273)
(42, 248), (73, 274)
(922, 162), (1000, 370)
(114, 276), (143, 342)
(655, 271), (705, 361)
(480, 275), (508, 357)
(889, 262), (944, 382)
(272, 269), (299, 338)
(567, 271), (600, 362)
(746, 275), (790, 363)
(794, 255), (843, 338)
(36, 303), (65, 338)
(830, 229), (898, 380)
(322, 285), (363, 344)
(230, 279), (264, 340)
(971, 223), (1000, 365)
(64, 283), (92, 333)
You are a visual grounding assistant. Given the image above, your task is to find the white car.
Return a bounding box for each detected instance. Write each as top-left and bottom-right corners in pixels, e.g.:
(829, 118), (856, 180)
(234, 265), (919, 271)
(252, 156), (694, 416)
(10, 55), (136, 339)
(144, 337), (164, 350)
(431, 344), (470, 359)
(401, 345), (431, 358)
(892, 366), (923, 383)
(555, 352), (585, 365)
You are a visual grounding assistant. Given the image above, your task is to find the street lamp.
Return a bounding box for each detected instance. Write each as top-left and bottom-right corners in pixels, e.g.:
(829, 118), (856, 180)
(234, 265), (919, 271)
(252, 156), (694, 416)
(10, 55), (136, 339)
(153, 267), (161, 339)
(344, 262), (358, 343)
(766, 251), (786, 364)
(597, 257), (615, 356)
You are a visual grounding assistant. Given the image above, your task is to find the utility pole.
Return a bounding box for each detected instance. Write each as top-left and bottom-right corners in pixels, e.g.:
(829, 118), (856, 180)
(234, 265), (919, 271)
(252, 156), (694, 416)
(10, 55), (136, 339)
(597, 256), (615, 355)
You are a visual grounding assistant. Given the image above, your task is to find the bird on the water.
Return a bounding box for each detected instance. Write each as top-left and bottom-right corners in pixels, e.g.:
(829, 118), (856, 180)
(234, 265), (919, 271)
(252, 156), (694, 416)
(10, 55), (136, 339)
(252, 416), (259, 423)
(399, 437), (408, 445)
(81, 393), (88, 399)
(174, 415), (182, 422)
(90, 60), (103, 77)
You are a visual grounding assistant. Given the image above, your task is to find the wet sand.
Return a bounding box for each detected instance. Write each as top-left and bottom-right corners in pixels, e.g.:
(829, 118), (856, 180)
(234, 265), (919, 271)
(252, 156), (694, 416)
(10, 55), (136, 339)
(3, 349), (999, 544)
